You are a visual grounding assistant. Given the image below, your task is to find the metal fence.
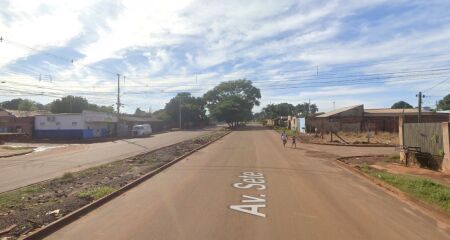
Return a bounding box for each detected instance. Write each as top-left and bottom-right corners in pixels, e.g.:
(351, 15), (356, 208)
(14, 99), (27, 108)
(403, 122), (443, 155)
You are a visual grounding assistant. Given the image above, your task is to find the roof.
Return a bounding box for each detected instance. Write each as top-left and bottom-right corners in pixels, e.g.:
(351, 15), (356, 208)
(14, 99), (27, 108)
(0, 108), (51, 117)
(316, 105), (363, 118)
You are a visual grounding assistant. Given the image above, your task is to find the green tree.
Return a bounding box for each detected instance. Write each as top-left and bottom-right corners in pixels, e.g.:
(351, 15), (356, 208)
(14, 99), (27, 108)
(87, 103), (115, 113)
(50, 96), (89, 113)
(391, 101), (413, 109)
(164, 92), (208, 128)
(0, 98), (46, 110)
(153, 109), (171, 122)
(204, 79), (261, 127)
(437, 94), (450, 110)
(134, 108), (146, 116)
(295, 102), (318, 117)
(18, 99), (38, 111)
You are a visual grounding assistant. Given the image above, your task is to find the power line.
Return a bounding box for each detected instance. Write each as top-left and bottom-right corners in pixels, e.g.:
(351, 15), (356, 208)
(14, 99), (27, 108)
(422, 76), (450, 93)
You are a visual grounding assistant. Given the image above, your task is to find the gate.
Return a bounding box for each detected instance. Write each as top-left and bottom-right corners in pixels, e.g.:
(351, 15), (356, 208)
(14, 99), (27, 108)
(403, 122), (443, 155)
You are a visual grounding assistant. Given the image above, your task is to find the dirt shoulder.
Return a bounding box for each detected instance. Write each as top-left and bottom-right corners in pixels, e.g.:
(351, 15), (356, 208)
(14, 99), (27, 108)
(0, 146), (34, 158)
(338, 155), (450, 217)
(0, 130), (229, 239)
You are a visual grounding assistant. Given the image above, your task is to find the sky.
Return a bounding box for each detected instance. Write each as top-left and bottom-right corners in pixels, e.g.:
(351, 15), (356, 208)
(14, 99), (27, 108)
(0, 0), (450, 114)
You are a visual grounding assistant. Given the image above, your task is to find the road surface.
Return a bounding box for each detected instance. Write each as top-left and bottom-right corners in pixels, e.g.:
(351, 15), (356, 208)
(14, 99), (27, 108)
(46, 127), (449, 240)
(0, 130), (212, 192)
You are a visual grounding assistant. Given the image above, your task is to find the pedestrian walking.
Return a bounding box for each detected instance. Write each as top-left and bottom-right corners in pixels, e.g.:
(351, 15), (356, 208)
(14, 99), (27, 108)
(281, 131), (288, 148)
(291, 135), (296, 148)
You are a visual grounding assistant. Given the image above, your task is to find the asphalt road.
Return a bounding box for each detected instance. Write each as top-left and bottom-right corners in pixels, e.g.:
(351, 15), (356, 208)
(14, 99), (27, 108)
(46, 127), (449, 240)
(0, 130), (212, 193)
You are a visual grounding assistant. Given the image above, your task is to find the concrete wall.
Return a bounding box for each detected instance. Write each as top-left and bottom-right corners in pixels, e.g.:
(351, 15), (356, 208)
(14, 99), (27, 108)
(35, 114), (85, 130)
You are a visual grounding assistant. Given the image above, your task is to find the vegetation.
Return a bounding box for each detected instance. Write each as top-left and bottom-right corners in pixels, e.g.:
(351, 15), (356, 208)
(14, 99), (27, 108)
(152, 109), (171, 122)
(256, 102), (318, 121)
(361, 167), (450, 213)
(274, 126), (297, 136)
(164, 92), (208, 128)
(0, 98), (45, 111)
(437, 94), (450, 110)
(77, 186), (116, 200)
(0, 185), (43, 210)
(391, 101), (413, 109)
(50, 95), (114, 113)
(134, 107), (152, 117)
(204, 79), (261, 127)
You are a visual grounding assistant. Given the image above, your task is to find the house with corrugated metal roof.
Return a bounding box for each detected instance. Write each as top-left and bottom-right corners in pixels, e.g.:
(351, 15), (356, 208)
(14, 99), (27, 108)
(307, 105), (450, 133)
(0, 108), (50, 138)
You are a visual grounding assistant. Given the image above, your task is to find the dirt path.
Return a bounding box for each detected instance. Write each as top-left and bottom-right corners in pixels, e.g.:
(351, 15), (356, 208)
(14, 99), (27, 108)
(45, 127), (448, 240)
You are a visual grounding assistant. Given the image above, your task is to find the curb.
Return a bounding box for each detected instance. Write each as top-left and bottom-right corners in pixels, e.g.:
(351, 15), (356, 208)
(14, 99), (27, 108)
(22, 131), (231, 240)
(0, 149), (34, 158)
(334, 157), (450, 224)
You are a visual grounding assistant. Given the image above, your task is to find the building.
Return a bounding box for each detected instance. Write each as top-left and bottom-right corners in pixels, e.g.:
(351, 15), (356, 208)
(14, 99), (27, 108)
(308, 105), (450, 133)
(0, 108), (49, 138)
(34, 110), (117, 139)
(118, 115), (166, 137)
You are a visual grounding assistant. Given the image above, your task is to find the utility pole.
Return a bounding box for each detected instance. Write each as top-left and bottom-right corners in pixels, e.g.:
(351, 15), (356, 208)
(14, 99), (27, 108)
(308, 98), (311, 133)
(333, 101), (335, 111)
(116, 73), (121, 136)
(416, 91), (425, 123)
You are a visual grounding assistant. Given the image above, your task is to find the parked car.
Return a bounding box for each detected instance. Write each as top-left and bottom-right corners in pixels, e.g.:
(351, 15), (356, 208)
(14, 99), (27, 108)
(132, 124), (152, 137)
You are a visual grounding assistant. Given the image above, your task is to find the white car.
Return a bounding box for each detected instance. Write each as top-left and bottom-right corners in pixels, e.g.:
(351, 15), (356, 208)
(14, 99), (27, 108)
(132, 124), (152, 137)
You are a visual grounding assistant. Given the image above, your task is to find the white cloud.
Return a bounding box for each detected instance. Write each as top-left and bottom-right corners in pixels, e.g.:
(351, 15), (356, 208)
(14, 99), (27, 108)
(1, 0), (450, 112)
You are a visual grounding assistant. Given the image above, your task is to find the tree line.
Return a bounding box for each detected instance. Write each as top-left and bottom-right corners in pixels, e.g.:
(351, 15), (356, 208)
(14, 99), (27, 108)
(0, 79), (262, 128)
(0, 96), (115, 113)
(254, 102), (319, 121)
(154, 79), (261, 128)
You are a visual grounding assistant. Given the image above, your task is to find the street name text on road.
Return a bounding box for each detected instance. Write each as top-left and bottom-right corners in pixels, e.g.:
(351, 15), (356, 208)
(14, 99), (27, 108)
(230, 171), (267, 218)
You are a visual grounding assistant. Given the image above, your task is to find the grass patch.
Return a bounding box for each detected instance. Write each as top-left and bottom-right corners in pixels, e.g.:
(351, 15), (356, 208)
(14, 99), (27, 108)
(77, 186), (116, 200)
(274, 127), (297, 136)
(0, 185), (43, 210)
(384, 154), (400, 163)
(0, 146), (33, 151)
(361, 167), (450, 213)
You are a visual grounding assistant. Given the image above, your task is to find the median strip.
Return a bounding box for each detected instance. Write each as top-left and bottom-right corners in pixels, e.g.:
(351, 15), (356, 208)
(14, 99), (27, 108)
(0, 129), (230, 240)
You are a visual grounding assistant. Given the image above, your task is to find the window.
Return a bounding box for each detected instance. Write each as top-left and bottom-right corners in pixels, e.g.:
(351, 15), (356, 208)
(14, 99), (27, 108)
(72, 122), (78, 126)
(56, 122), (60, 125)
(40, 122), (45, 126)
(47, 116), (56, 122)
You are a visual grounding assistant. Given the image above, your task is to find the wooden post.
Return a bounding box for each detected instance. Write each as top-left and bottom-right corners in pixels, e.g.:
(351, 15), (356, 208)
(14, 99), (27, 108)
(399, 115), (406, 163)
(442, 122), (450, 173)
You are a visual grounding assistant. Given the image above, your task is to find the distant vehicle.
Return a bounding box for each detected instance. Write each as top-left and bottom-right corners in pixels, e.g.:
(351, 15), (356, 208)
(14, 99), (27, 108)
(132, 124), (152, 137)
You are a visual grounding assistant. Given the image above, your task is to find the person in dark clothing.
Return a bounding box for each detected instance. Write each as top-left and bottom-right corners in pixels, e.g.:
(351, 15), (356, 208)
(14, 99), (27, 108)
(291, 135), (296, 148)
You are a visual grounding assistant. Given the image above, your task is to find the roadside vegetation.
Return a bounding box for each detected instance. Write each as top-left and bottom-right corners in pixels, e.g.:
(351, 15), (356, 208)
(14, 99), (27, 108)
(361, 166), (450, 213)
(77, 186), (116, 200)
(273, 126), (297, 136)
(0, 130), (228, 239)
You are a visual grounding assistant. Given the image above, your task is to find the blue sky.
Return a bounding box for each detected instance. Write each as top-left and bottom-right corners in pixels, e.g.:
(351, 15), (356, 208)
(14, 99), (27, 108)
(0, 0), (450, 113)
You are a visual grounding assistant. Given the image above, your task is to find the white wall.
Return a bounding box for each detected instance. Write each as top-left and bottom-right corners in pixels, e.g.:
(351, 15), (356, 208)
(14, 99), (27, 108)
(35, 114), (85, 130)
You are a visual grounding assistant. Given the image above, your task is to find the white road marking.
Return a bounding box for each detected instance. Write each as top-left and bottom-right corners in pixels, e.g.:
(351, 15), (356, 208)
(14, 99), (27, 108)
(230, 171), (267, 218)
